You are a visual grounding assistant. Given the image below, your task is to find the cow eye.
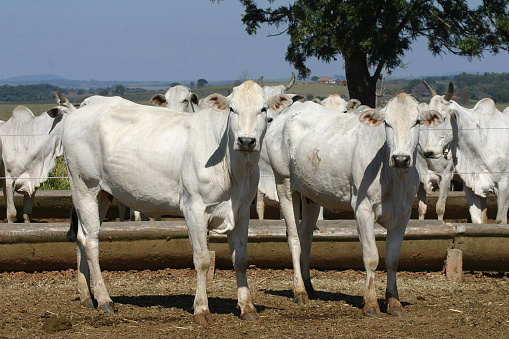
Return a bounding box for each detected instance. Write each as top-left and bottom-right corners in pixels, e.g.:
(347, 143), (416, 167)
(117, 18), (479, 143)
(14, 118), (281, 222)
(261, 107), (267, 113)
(230, 108), (237, 114)
(267, 117), (273, 123)
(415, 119), (421, 126)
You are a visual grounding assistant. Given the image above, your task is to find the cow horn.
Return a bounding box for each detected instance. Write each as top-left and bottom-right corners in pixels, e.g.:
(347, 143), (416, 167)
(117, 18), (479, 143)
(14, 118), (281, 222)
(422, 80), (437, 97)
(284, 72), (296, 90)
(257, 76), (264, 87)
(444, 82), (454, 102)
(54, 91), (68, 105)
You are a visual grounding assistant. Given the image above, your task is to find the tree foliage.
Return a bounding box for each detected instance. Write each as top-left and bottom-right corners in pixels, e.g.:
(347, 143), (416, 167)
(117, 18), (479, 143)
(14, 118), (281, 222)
(0, 84), (63, 102)
(197, 79), (209, 88)
(216, 0), (509, 106)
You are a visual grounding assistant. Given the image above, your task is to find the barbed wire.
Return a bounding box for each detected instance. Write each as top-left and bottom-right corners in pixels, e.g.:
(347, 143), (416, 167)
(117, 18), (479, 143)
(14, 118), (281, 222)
(0, 134), (61, 136)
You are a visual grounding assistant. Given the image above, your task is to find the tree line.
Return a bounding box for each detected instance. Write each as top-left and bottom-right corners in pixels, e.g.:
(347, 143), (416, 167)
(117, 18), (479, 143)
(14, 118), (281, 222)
(395, 72), (509, 104)
(0, 84), (148, 103)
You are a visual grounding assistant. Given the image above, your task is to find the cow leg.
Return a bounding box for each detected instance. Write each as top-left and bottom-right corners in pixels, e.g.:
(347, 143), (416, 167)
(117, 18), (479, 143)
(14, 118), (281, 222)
(495, 183), (509, 224)
(417, 183), (427, 220)
(436, 174), (452, 221)
(22, 191), (36, 223)
(117, 202), (126, 222)
(317, 206), (324, 221)
(481, 197), (488, 223)
(130, 209), (141, 221)
(186, 211), (213, 325)
(4, 179), (17, 223)
(385, 217), (409, 316)
(228, 212), (258, 321)
(355, 207), (380, 317)
(300, 199), (321, 298)
(277, 177), (307, 304)
(256, 190), (265, 220)
(74, 189), (113, 313)
(464, 186), (484, 223)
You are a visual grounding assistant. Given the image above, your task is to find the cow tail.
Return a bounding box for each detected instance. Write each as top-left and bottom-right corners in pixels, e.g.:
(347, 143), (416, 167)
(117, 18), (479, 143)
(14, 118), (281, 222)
(66, 206), (79, 242)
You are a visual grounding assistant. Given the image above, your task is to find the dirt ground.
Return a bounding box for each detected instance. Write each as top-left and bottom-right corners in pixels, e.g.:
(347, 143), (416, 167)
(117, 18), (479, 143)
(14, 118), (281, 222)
(1, 267), (508, 338)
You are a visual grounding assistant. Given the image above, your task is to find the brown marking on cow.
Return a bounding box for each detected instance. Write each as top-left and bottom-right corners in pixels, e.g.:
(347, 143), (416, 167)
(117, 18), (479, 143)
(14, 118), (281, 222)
(363, 276), (381, 317)
(311, 148), (321, 172)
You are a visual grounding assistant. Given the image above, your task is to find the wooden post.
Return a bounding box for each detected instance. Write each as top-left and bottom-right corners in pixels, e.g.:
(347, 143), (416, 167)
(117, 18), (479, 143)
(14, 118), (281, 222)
(445, 248), (464, 283)
(207, 251), (216, 283)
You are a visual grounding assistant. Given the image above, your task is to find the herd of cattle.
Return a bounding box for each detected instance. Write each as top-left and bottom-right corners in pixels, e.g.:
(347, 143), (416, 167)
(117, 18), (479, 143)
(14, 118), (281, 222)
(1, 73), (508, 324)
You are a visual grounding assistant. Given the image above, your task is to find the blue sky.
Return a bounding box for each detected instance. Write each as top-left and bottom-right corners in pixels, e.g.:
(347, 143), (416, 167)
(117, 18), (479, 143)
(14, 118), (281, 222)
(0, 0), (507, 82)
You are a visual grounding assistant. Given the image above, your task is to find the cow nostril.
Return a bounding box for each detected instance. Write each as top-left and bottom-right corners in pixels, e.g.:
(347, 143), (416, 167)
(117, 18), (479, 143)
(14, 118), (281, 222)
(238, 137), (256, 149)
(393, 155), (411, 167)
(423, 151), (434, 158)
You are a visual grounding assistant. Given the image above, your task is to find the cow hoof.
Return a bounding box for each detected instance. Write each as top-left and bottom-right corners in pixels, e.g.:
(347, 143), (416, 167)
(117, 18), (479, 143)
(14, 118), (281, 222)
(389, 310), (404, 317)
(387, 298), (404, 317)
(99, 303), (114, 314)
(363, 304), (381, 318)
(293, 292), (309, 305)
(241, 311), (259, 321)
(193, 311), (213, 326)
(81, 299), (95, 309)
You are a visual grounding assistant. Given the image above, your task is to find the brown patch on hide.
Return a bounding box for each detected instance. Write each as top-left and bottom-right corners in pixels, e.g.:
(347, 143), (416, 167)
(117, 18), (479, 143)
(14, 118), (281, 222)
(311, 149), (321, 172)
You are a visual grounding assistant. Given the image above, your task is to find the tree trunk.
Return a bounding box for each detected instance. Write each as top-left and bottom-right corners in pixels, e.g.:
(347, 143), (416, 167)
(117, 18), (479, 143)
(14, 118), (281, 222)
(344, 49), (377, 108)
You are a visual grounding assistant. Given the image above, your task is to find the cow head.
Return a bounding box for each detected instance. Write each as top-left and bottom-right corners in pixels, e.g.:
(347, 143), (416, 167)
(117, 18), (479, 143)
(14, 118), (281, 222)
(315, 94), (361, 113)
(422, 82), (455, 159)
(151, 85), (199, 113)
(205, 80), (292, 153)
(257, 72), (296, 97)
(359, 93), (442, 169)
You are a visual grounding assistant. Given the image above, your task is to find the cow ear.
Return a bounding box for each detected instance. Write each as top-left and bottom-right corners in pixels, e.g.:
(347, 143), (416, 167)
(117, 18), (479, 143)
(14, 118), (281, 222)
(205, 93), (230, 111)
(421, 110), (443, 127)
(359, 109), (384, 127)
(450, 109), (459, 122)
(151, 94), (167, 106)
(47, 107), (64, 118)
(190, 93), (199, 105)
(289, 94), (305, 103)
(347, 99), (361, 111)
(268, 94), (292, 112)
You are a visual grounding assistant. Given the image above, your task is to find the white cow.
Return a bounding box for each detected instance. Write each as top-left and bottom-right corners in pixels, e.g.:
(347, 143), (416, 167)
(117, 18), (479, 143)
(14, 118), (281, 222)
(424, 83), (509, 223)
(256, 73), (299, 220)
(266, 94), (441, 316)
(0, 94), (70, 223)
(53, 81), (292, 325)
(312, 94), (361, 113)
(150, 85), (199, 112)
(414, 82), (458, 221)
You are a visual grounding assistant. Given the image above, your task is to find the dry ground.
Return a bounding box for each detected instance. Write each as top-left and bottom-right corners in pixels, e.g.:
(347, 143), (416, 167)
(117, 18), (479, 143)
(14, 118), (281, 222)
(1, 267), (508, 338)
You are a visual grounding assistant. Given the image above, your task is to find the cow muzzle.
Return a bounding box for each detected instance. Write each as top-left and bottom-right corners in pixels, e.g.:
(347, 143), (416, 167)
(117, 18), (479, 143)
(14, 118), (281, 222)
(423, 148), (443, 159)
(237, 137), (257, 152)
(392, 154), (411, 168)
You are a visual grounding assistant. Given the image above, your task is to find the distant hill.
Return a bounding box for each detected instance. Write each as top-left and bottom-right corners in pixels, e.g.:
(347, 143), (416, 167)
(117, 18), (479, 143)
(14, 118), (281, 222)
(2, 74), (66, 82)
(0, 74), (242, 90)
